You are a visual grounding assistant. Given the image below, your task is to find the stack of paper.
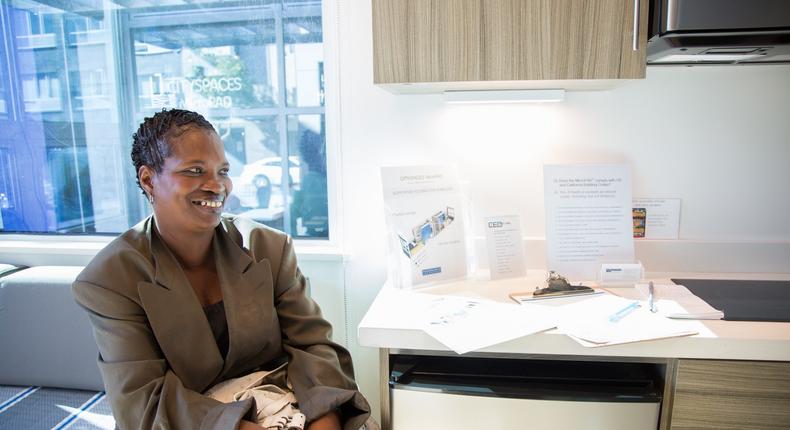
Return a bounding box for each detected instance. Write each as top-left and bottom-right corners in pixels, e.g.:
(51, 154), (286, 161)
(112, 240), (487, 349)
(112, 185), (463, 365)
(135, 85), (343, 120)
(635, 283), (724, 320)
(422, 295), (557, 354)
(359, 288), (558, 354)
(360, 287), (714, 353)
(555, 294), (700, 347)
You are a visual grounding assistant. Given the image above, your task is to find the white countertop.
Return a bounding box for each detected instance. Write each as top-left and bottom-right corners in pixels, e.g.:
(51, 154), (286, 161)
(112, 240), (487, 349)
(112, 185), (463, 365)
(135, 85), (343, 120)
(358, 272), (790, 361)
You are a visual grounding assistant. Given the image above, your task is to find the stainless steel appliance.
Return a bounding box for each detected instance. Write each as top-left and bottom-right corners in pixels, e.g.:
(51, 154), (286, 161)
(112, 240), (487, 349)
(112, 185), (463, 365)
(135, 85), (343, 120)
(647, 0), (790, 65)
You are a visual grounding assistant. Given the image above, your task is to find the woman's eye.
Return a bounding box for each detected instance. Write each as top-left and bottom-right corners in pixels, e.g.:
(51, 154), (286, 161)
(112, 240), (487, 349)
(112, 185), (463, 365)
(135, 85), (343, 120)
(219, 169), (229, 176)
(185, 167), (202, 174)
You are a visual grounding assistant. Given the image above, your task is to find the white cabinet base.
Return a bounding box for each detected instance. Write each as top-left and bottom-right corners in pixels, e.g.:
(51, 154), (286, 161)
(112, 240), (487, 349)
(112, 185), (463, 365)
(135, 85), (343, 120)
(392, 388), (659, 430)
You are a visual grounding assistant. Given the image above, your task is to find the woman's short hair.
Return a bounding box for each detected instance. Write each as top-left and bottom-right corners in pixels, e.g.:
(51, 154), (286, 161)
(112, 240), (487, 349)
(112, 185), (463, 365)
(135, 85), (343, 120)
(131, 108), (216, 193)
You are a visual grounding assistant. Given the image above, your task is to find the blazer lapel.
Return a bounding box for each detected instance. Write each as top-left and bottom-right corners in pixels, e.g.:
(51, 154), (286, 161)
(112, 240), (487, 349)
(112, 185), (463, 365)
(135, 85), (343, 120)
(214, 224), (278, 379)
(137, 222), (224, 393)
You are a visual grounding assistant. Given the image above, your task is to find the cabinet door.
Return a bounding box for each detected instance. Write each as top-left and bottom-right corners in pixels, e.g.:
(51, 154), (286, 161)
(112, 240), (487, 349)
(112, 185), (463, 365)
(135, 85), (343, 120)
(372, 0), (482, 84)
(482, 0), (647, 80)
(670, 359), (790, 429)
(372, 0), (648, 85)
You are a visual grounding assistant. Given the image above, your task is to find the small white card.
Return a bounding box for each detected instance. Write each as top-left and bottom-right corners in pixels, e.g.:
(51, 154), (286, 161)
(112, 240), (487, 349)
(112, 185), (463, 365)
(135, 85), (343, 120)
(632, 198), (681, 239)
(599, 262), (644, 286)
(484, 215), (526, 280)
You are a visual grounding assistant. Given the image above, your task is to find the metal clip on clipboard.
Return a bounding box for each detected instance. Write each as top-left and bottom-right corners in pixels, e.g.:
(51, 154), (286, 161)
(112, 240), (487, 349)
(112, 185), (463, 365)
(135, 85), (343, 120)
(533, 271), (596, 298)
(508, 271), (601, 303)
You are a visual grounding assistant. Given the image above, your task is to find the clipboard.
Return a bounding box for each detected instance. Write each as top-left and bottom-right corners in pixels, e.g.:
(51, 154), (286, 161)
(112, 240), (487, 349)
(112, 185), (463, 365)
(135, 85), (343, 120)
(509, 289), (604, 304)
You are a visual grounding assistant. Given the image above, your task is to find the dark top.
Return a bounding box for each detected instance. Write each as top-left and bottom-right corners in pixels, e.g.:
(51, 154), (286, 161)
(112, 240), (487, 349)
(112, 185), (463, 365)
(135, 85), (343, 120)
(203, 300), (230, 358)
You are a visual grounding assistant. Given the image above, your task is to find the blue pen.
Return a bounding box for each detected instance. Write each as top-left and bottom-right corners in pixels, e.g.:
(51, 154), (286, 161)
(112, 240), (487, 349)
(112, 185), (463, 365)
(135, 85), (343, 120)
(609, 301), (641, 323)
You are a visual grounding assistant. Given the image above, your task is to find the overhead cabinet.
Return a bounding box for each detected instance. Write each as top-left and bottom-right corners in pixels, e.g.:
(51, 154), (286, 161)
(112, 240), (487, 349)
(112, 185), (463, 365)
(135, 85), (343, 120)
(372, 0), (649, 90)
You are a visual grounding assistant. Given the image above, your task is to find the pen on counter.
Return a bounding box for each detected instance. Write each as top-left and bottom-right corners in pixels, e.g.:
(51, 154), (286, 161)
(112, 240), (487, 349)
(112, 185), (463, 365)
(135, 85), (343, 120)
(609, 301), (641, 323)
(648, 281), (657, 313)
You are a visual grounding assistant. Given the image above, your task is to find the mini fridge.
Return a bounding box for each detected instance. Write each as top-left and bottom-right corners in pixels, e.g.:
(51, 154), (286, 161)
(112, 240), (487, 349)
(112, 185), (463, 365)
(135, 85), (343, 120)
(389, 355), (662, 430)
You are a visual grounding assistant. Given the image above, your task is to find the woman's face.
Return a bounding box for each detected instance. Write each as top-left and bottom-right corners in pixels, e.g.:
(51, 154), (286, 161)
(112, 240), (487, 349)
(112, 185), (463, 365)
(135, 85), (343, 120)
(144, 127), (233, 236)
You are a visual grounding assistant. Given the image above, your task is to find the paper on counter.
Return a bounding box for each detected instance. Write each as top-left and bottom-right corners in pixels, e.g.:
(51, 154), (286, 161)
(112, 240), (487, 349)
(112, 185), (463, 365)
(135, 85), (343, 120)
(422, 295), (556, 354)
(556, 294), (701, 347)
(358, 287), (447, 330)
(635, 283), (724, 320)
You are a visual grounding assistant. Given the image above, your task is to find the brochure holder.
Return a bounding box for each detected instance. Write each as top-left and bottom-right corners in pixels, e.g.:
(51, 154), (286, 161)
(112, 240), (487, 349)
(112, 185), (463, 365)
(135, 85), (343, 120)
(382, 165), (474, 289)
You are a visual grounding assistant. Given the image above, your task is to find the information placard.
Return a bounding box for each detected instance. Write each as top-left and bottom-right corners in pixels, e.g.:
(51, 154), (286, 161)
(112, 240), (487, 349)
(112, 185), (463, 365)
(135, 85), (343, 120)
(544, 164), (635, 281)
(632, 198), (681, 239)
(484, 215), (526, 280)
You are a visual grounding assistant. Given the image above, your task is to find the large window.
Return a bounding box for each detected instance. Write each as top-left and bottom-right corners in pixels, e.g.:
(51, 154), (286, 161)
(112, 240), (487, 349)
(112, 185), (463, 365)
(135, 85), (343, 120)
(0, 0), (329, 239)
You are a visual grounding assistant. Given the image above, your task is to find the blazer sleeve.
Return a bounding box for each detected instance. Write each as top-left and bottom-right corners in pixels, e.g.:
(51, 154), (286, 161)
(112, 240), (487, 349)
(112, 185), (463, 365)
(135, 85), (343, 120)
(272, 236), (371, 430)
(72, 279), (255, 430)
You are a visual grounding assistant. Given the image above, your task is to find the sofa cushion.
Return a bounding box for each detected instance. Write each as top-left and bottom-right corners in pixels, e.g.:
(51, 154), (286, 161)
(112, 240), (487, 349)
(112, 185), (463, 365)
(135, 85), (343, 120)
(0, 266), (103, 391)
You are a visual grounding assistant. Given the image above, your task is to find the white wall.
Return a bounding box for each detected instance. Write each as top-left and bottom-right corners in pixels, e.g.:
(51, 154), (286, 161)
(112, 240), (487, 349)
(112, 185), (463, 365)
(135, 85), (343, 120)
(335, 1), (790, 420)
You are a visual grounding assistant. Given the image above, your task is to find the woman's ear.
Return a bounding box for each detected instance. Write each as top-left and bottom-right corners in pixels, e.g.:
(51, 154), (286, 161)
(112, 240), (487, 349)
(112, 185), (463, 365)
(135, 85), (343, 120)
(138, 165), (155, 197)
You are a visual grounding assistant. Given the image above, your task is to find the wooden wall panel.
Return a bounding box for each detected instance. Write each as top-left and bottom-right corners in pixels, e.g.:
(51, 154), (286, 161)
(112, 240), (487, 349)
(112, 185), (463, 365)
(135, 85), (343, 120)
(671, 360), (790, 430)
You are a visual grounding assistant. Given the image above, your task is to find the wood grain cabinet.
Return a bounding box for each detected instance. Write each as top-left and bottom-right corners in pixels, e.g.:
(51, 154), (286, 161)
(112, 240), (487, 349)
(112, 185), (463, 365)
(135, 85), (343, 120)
(372, 0), (649, 88)
(669, 359), (790, 429)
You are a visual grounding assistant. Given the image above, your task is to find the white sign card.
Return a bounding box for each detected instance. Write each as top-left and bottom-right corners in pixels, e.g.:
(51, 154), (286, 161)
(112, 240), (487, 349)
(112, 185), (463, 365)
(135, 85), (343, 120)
(381, 165), (467, 288)
(544, 164), (635, 281)
(632, 198), (681, 239)
(484, 215), (526, 280)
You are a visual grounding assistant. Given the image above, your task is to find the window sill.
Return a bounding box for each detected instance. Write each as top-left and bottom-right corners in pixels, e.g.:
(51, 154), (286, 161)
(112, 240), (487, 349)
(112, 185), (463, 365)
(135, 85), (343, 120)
(0, 235), (346, 266)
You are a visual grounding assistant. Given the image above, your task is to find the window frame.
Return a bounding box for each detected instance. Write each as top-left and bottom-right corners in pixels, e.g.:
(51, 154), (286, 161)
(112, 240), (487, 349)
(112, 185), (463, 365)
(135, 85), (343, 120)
(0, 0), (345, 264)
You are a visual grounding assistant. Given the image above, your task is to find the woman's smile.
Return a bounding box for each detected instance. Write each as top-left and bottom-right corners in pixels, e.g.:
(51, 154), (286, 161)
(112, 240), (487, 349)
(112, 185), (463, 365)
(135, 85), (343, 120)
(191, 197), (225, 210)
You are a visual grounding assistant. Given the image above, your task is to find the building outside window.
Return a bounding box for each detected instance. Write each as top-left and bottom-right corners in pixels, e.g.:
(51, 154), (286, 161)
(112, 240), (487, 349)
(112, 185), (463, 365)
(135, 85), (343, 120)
(23, 9), (56, 35)
(21, 73), (62, 112)
(0, 0), (329, 239)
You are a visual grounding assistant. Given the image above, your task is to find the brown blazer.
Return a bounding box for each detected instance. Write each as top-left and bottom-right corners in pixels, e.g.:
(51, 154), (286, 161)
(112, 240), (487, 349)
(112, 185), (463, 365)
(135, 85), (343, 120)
(73, 215), (370, 430)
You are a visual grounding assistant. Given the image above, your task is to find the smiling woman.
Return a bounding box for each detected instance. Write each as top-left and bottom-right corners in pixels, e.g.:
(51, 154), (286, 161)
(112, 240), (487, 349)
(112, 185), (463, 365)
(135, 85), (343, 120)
(71, 109), (371, 429)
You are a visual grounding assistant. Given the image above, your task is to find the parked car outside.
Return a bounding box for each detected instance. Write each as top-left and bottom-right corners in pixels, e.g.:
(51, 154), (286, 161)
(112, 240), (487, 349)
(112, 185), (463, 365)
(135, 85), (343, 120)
(231, 156), (301, 209)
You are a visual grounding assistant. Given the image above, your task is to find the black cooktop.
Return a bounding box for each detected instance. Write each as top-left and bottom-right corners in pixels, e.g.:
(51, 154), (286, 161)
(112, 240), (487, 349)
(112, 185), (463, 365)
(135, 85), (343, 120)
(671, 279), (790, 322)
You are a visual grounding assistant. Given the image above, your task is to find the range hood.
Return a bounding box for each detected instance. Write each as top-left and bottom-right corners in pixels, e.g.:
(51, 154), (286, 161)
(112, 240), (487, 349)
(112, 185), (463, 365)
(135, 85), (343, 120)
(647, 0), (790, 65)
